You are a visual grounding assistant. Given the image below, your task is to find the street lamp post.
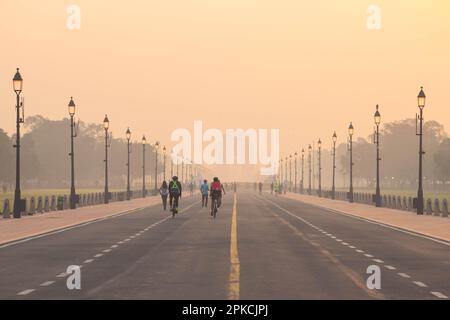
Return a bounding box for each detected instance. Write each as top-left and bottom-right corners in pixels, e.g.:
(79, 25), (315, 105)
(308, 145), (312, 195)
(280, 158), (283, 185)
(301, 149), (305, 194)
(285, 157), (288, 190)
(13, 68), (24, 218)
(126, 128), (131, 200)
(170, 151), (173, 178)
(103, 115), (110, 204)
(181, 158), (184, 184)
(68, 97), (77, 209)
(142, 135), (147, 198)
(348, 122), (354, 203)
(289, 154), (292, 192)
(416, 87), (426, 215)
(163, 146), (166, 182)
(332, 132), (337, 200)
(154, 141), (160, 193)
(294, 152), (298, 193)
(374, 105), (382, 207)
(318, 139), (322, 197)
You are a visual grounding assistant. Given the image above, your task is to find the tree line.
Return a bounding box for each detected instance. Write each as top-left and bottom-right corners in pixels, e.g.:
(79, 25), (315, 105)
(0, 115), (163, 190)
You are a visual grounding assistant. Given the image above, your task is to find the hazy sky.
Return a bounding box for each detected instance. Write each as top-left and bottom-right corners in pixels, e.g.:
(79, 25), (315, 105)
(1, 0), (449, 178)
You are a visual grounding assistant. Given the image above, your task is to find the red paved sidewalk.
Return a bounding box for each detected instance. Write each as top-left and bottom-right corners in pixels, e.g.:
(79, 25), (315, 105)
(0, 193), (198, 246)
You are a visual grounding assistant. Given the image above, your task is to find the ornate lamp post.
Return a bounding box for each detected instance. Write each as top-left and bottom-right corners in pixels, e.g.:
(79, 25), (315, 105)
(348, 122), (354, 203)
(301, 148), (305, 194)
(154, 141), (160, 193)
(374, 105), (382, 207)
(308, 145), (312, 195)
(318, 139), (322, 197)
(170, 150), (173, 178)
(289, 154), (292, 192)
(142, 135), (147, 198)
(12, 69), (24, 218)
(163, 146), (166, 182)
(126, 128), (131, 200)
(294, 152), (298, 193)
(68, 97), (78, 209)
(285, 156), (288, 189)
(416, 87), (426, 215)
(280, 158), (283, 184)
(103, 115), (110, 204)
(332, 132), (337, 200)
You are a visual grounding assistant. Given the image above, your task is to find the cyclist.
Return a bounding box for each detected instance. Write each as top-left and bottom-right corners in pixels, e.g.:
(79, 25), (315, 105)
(169, 176), (182, 215)
(210, 177), (224, 216)
(200, 179), (209, 207)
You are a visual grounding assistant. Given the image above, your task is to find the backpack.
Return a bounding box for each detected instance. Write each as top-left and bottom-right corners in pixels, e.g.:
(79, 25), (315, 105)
(170, 181), (180, 195)
(211, 182), (221, 191)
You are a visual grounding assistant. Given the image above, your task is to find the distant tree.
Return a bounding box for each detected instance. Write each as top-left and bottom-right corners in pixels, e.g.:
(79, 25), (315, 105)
(434, 138), (450, 181)
(0, 129), (14, 184)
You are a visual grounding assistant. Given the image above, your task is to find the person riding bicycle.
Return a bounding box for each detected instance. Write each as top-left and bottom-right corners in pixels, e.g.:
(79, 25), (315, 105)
(210, 177), (224, 215)
(200, 179), (209, 207)
(169, 176), (182, 214)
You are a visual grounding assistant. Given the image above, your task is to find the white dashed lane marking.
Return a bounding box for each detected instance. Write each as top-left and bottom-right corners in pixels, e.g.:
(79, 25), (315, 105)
(56, 273), (67, 278)
(17, 289), (35, 296)
(94, 253), (103, 258)
(431, 291), (448, 299)
(84, 259), (94, 263)
(40, 281), (55, 287)
(398, 273), (411, 278)
(413, 281), (428, 288)
(259, 196), (450, 300)
(385, 265), (396, 270)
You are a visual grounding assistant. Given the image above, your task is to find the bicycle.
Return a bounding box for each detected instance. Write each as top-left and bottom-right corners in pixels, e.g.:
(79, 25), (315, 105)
(170, 195), (179, 218)
(211, 196), (219, 219)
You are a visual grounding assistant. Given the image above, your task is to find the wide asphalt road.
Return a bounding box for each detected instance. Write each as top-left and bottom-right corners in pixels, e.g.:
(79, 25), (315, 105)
(1, 191), (449, 299)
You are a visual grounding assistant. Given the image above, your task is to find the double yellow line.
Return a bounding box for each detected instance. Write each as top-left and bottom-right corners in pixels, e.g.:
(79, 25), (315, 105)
(228, 192), (240, 299)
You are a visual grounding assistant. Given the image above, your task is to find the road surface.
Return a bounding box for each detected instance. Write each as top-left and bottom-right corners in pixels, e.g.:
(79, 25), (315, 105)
(1, 191), (449, 299)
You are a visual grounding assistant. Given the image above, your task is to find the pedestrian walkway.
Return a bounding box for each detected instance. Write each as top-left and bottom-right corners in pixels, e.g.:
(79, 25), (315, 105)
(0, 193), (196, 246)
(284, 192), (450, 243)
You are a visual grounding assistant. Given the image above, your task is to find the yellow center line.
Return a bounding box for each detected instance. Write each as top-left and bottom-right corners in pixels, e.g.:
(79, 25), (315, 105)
(228, 192), (240, 300)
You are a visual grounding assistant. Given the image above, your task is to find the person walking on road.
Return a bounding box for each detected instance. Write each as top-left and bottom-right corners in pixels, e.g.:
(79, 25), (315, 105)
(200, 179), (209, 207)
(159, 181), (169, 210)
(169, 176), (182, 215)
(258, 182), (263, 195)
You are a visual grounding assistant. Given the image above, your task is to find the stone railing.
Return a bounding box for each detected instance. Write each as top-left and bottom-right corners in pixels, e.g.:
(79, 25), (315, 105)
(2, 189), (152, 218)
(303, 189), (448, 218)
